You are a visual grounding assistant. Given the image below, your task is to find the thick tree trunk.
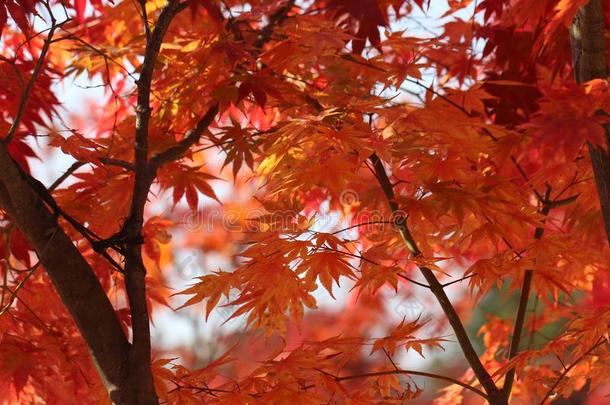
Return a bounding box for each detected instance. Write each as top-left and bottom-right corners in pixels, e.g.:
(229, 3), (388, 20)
(0, 146), (132, 403)
(563, 1), (610, 403)
(570, 0), (610, 244)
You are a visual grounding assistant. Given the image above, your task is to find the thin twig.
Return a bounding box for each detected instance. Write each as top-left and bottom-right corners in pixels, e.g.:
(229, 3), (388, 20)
(539, 337), (606, 404)
(502, 189), (552, 399)
(442, 273), (476, 288)
(3, 12), (69, 145)
(320, 368), (488, 400)
(318, 245), (430, 289)
(0, 227), (56, 316)
(49, 162), (84, 192)
(331, 220), (395, 235)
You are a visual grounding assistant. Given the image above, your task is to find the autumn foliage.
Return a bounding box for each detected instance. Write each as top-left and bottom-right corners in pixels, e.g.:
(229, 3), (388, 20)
(2, 0), (610, 404)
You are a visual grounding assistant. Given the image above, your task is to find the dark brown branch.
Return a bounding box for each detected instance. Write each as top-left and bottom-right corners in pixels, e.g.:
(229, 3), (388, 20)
(117, 2), (295, 402)
(133, 0), (186, 176)
(502, 193), (552, 399)
(137, 0), (151, 42)
(539, 337), (606, 404)
(18, 166), (126, 273)
(442, 273), (476, 288)
(49, 161), (84, 191)
(99, 157), (135, 171)
(397, 273), (431, 289)
(369, 153), (505, 404)
(569, 0), (610, 245)
(0, 6), (131, 401)
(570, 0), (608, 83)
(149, 104), (219, 169)
(120, 2), (188, 403)
(49, 158), (134, 193)
(323, 368), (488, 400)
(501, 4), (607, 392)
(0, 147), (130, 403)
(151, 0), (294, 168)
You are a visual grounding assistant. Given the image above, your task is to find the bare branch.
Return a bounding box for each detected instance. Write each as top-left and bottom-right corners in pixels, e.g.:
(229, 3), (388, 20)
(442, 273), (476, 288)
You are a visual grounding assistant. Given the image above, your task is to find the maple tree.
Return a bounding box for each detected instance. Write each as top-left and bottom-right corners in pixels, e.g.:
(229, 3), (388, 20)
(2, 0), (610, 403)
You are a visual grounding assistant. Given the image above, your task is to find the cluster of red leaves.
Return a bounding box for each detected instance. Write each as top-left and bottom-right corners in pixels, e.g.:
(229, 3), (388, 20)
(1, 0), (610, 403)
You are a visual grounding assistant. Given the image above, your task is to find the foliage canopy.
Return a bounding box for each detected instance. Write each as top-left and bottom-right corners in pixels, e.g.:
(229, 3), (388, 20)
(1, 0), (610, 404)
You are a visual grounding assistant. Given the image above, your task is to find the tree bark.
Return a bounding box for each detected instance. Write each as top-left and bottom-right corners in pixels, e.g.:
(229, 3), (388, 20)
(570, 0), (610, 244)
(0, 147), (131, 403)
(555, 1), (610, 403)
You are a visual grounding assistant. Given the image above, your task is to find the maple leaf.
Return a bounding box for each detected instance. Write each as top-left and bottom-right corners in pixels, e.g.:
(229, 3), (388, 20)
(158, 163), (221, 209)
(523, 82), (610, 160)
(325, 0), (389, 54)
(297, 251), (356, 298)
(215, 119), (258, 178)
(187, 0), (224, 23)
(371, 318), (446, 357)
(142, 216), (172, 265)
(545, 0), (589, 38)
(49, 132), (102, 162)
(2, 0), (35, 35)
(226, 262), (319, 333)
(151, 358), (178, 401)
(353, 262), (401, 294)
(465, 255), (513, 299)
(175, 270), (235, 320)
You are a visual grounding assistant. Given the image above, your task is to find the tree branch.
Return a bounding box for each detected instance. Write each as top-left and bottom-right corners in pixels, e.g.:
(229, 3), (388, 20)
(253, 0), (295, 49)
(120, 2), (188, 403)
(369, 153), (505, 404)
(117, 2), (294, 401)
(327, 368), (488, 400)
(150, 0), (294, 168)
(569, 0), (610, 245)
(539, 337), (606, 404)
(502, 192), (552, 399)
(149, 104), (219, 169)
(0, 147), (130, 403)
